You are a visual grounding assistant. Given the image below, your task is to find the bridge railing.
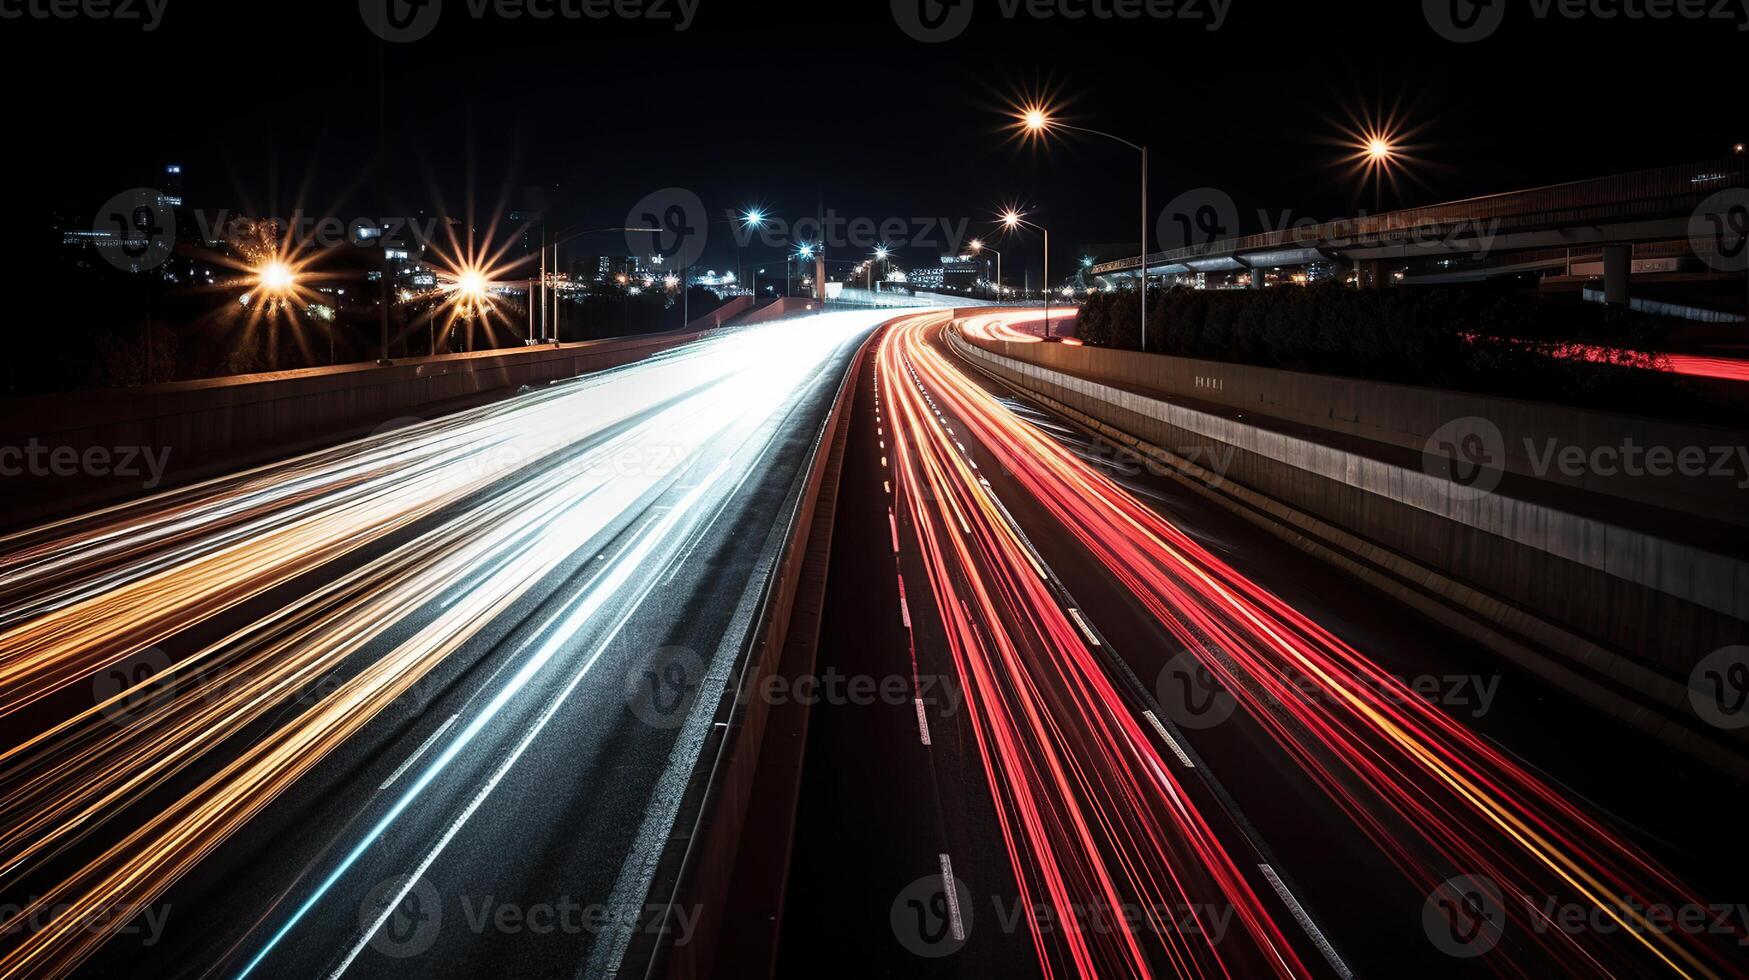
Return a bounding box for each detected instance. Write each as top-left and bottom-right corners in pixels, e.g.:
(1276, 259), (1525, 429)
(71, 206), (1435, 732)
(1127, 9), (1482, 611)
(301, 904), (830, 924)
(1096, 157), (1745, 275)
(1408, 238), (1706, 276)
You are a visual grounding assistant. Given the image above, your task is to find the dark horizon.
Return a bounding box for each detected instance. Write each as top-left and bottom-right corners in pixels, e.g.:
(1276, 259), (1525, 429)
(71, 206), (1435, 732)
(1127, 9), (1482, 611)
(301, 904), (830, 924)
(17, 0), (1744, 280)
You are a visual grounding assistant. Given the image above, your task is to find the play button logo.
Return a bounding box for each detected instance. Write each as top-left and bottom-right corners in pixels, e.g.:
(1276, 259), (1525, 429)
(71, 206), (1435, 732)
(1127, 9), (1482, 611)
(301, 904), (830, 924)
(1424, 0), (1505, 42)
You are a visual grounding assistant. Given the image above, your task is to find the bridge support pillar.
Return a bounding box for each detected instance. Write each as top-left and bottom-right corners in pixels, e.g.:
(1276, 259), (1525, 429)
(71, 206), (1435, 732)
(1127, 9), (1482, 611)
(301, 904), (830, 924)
(1603, 244), (1631, 306)
(1250, 267), (1265, 289)
(1353, 259), (1384, 289)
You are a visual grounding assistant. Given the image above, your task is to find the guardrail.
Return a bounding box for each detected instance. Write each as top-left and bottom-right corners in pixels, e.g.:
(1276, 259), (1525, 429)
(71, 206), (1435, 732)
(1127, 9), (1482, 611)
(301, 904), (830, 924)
(826, 288), (1003, 309)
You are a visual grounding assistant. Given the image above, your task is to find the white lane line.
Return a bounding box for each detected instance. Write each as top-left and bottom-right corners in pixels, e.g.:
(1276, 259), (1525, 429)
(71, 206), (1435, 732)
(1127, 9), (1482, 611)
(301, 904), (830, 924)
(1258, 863), (1354, 980)
(1142, 710), (1196, 770)
(899, 595), (911, 629)
(1065, 607), (1101, 647)
(328, 479), (704, 979)
(914, 698), (933, 746)
(265, 455), (744, 980)
(336, 628), (615, 980)
(938, 854), (965, 942)
(662, 450), (764, 586)
(377, 714), (459, 791)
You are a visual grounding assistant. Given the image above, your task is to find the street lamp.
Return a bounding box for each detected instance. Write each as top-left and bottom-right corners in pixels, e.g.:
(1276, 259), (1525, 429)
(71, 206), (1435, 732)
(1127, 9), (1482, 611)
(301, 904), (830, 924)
(1337, 113), (1414, 215)
(455, 268), (488, 312)
(451, 268), (490, 351)
(1364, 136), (1397, 212)
(1019, 102), (1149, 350)
(969, 238), (1001, 301)
(737, 208), (766, 297)
(796, 243), (815, 297)
(999, 208), (1053, 339)
(256, 260), (295, 295)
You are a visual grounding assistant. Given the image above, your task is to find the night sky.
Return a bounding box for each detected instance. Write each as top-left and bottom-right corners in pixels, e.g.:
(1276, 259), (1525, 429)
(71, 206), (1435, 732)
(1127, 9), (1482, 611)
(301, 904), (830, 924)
(14, 0), (1745, 281)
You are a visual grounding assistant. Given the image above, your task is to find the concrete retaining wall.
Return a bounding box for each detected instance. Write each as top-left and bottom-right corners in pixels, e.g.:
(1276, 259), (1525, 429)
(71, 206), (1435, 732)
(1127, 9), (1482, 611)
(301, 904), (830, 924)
(632, 330), (875, 980)
(734, 297), (825, 324)
(950, 329), (1749, 768)
(0, 327), (716, 522)
(966, 337), (1749, 525)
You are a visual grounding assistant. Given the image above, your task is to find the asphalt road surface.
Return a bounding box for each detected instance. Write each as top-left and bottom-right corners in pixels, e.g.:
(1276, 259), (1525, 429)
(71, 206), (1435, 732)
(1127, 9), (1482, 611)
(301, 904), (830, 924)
(780, 311), (1749, 979)
(0, 311), (884, 980)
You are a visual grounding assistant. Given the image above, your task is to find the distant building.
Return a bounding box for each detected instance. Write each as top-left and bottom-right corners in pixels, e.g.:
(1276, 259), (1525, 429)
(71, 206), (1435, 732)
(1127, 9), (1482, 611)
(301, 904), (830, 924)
(158, 164), (184, 208)
(909, 255), (983, 292)
(590, 255), (643, 283)
(909, 266), (945, 289)
(941, 254), (981, 291)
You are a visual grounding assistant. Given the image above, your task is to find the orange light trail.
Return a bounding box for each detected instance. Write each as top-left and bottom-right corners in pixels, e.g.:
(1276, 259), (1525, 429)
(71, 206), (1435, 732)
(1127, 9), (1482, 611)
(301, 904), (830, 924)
(0, 315), (882, 979)
(958, 307), (1079, 344)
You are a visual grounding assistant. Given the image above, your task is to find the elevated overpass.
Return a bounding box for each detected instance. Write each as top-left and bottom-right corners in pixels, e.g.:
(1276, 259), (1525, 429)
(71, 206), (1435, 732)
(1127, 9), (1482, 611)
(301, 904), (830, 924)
(1094, 156), (1747, 299)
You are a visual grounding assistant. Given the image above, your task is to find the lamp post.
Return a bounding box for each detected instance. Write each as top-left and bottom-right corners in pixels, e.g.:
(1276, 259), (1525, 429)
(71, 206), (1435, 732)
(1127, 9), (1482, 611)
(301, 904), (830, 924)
(736, 208), (766, 299)
(539, 225), (660, 342)
(795, 243), (817, 297)
(750, 242), (821, 298)
(1020, 105), (1148, 350)
(999, 209), (1052, 338)
(1364, 137), (1396, 214)
(969, 238), (1001, 302)
(1736, 143), (1747, 317)
(246, 258), (300, 370)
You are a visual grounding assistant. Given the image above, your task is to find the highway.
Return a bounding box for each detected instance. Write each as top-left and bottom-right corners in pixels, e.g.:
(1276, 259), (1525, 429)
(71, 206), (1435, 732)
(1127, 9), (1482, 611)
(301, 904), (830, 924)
(0, 311), (884, 979)
(780, 309), (1749, 978)
(2, 303), (1742, 979)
